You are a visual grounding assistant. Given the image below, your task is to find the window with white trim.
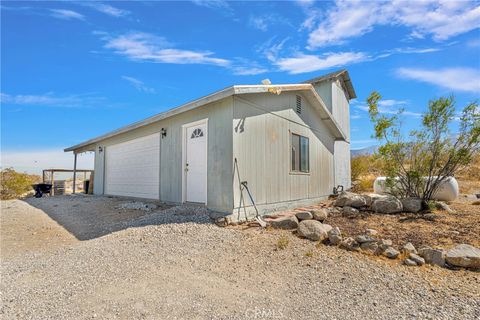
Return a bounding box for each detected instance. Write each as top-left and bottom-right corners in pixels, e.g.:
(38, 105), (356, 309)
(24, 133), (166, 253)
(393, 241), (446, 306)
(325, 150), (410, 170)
(291, 133), (309, 173)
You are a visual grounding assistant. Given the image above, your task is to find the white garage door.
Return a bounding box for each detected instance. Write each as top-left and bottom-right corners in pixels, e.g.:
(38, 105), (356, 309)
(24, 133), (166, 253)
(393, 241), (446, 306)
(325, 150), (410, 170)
(104, 133), (160, 199)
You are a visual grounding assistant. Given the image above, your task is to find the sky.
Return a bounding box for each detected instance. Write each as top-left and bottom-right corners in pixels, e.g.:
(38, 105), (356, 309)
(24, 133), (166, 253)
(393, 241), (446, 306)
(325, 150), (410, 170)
(1, 0), (480, 174)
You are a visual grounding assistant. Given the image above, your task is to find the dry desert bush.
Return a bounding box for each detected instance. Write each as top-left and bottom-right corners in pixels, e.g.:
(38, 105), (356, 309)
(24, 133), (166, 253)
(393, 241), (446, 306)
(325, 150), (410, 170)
(0, 168), (41, 200)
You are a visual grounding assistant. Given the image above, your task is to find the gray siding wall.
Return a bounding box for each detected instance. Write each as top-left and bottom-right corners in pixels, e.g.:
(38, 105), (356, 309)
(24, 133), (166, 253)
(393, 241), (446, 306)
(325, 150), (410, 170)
(313, 81), (333, 114)
(232, 92), (335, 217)
(313, 79), (352, 190)
(332, 80), (350, 140)
(89, 97), (234, 212)
(332, 79), (352, 189)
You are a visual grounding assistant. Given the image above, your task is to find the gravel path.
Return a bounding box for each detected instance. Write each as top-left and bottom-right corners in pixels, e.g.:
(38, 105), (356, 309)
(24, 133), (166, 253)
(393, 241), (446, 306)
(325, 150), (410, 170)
(1, 197), (479, 319)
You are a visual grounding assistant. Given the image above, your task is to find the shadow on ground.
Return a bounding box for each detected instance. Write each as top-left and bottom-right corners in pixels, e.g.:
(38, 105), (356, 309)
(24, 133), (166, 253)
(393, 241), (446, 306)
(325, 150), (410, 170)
(23, 195), (217, 241)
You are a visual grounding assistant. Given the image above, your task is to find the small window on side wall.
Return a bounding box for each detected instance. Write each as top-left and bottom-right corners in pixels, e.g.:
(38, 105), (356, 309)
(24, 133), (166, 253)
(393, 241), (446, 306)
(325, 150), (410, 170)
(291, 133), (309, 173)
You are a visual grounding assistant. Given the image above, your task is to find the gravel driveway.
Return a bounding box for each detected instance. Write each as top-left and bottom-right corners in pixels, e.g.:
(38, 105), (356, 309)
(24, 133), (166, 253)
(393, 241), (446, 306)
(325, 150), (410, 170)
(1, 196), (479, 319)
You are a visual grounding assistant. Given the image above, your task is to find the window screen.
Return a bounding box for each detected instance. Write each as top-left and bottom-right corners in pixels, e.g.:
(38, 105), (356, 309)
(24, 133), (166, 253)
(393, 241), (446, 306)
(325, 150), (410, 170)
(291, 133), (309, 173)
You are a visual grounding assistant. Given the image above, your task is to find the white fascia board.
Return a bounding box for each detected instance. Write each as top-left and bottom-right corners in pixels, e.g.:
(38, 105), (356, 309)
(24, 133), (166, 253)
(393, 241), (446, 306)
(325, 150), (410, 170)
(234, 84), (347, 141)
(64, 86), (235, 152)
(65, 83), (346, 152)
(303, 88), (347, 142)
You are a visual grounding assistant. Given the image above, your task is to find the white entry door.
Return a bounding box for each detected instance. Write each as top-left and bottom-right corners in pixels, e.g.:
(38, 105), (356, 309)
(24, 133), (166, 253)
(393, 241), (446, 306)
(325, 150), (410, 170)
(184, 120), (207, 203)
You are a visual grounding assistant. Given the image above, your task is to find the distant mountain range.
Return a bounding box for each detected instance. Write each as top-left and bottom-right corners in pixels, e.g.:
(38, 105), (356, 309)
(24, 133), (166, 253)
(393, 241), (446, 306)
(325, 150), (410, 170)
(351, 145), (377, 157)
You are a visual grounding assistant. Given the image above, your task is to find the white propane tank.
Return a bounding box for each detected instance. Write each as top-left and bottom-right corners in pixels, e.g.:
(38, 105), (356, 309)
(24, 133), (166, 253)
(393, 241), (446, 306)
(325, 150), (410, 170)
(373, 176), (459, 201)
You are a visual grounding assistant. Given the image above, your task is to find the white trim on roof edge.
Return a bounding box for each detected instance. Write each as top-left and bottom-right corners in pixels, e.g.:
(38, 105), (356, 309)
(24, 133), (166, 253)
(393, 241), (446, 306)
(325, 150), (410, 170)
(65, 84), (346, 152)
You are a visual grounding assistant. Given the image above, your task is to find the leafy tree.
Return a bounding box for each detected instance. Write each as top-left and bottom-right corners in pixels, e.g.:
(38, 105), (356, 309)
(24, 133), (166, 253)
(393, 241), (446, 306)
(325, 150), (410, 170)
(367, 92), (479, 203)
(0, 168), (41, 200)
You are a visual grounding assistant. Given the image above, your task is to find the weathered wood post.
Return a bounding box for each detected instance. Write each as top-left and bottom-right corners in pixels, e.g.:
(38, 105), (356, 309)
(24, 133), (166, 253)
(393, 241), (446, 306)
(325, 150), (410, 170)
(72, 153), (78, 194)
(50, 170), (54, 196)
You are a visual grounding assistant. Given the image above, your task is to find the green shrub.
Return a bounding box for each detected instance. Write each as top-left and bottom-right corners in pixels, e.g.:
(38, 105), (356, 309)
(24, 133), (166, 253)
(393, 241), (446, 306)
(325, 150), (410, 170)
(351, 155), (370, 182)
(367, 92), (479, 201)
(0, 168), (41, 200)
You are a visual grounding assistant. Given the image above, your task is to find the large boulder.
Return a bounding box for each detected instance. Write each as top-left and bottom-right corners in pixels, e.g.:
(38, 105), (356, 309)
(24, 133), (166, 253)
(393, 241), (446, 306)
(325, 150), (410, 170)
(328, 227), (342, 245)
(363, 194), (386, 207)
(401, 242), (417, 254)
(404, 258), (417, 266)
(409, 253), (425, 266)
(297, 220), (331, 241)
(383, 247), (400, 259)
(342, 206), (359, 216)
(445, 244), (480, 269)
(376, 239), (393, 255)
(418, 247), (446, 267)
(326, 207), (342, 216)
(268, 216), (299, 230)
(360, 241), (379, 254)
(334, 192), (367, 208)
(401, 198), (423, 213)
(311, 209), (328, 222)
(355, 235), (376, 244)
(371, 196), (403, 214)
(295, 211), (313, 221)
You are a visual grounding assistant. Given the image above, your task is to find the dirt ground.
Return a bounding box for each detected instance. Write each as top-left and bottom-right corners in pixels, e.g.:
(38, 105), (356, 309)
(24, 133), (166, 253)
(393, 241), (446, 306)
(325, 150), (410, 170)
(1, 195), (479, 319)
(0, 195), (170, 258)
(0, 200), (78, 259)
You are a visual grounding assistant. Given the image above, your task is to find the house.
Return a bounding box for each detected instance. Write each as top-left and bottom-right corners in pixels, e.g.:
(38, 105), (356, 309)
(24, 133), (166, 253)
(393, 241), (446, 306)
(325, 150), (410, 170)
(65, 69), (356, 221)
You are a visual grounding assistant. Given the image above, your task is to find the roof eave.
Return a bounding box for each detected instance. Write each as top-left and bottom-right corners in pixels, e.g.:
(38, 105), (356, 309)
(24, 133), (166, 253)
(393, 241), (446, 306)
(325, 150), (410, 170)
(65, 83), (347, 152)
(64, 86), (236, 152)
(304, 69), (357, 100)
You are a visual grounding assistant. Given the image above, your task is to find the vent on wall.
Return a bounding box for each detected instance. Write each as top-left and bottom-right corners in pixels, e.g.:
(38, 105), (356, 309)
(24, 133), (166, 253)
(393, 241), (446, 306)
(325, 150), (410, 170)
(296, 95), (302, 114)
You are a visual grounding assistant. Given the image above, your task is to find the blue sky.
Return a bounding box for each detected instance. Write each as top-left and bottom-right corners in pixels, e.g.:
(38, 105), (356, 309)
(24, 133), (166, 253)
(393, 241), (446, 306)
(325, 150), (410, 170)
(1, 0), (480, 172)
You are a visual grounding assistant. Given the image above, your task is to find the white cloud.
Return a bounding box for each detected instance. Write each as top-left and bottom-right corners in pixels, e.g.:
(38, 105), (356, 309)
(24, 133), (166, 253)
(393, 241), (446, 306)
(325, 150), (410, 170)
(354, 98), (421, 117)
(190, 0), (233, 15)
(466, 38), (480, 48)
(98, 31), (267, 75)
(0, 92), (104, 107)
(229, 57), (269, 75)
(50, 9), (85, 20)
(257, 37), (290, 61)
(81, 2), (130, 17)
(1, 149), (94, 175)
(248, 14), (290, 32)
(231, 66), (268, 76)
(191, 0), (230, 9)
(306, 0), (480, 48)
(249, 15), (269, 32)
(261, 37), (437, 75)
(396, 67), (480, 93)
(307, 0), (378, 48)
(121, 76), (155, 93)
(275, 51), (368, 74)
(379, 99), (407, 107)
(101, 32), (230, 66)
(295, 0), (322, 30)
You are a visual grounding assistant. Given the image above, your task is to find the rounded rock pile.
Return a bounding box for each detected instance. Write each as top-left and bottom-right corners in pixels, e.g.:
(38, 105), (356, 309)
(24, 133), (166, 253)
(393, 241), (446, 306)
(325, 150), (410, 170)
(333, 191), (424, 214)
(264, 193), (480, 271)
